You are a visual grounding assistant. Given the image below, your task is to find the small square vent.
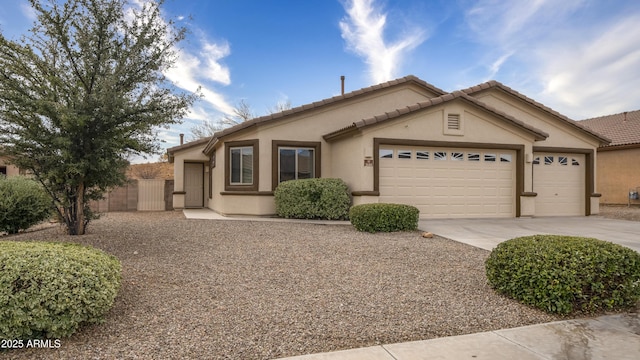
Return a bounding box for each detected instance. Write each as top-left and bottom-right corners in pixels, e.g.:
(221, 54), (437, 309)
(447, 114), (461, 130)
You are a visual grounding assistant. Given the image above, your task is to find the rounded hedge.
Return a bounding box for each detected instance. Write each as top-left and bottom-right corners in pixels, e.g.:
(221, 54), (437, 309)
(349, 203), (419, 232)
(274, 178), (351, 220)
(0, 241), (122, 339)
(0, 176), (52, 234)
(486, 235), (640, 315)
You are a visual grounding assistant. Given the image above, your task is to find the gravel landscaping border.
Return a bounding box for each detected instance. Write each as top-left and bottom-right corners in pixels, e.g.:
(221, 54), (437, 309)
(5, 209), (636, 359)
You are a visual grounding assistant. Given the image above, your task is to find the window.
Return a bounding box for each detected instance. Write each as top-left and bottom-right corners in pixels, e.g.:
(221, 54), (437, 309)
(416, 151), (429, 160)
(379, 149), (393, 159)
(272, 141), (320, 190)
(467, 153), (480, 162)
(230, 147), (253, 185)
(434, 151), (447, 160)
(572, 158), (580, 166)
(559, 156), (568, 165)
(451, 152), (463, 161)
(398, 150), (412, 159)
(225, 139), (258, 191)
(544, 156), (554, 165)
(500, 154), (512, 163)
(484, 153), (496, 162)
(533, 157), (540, 165)
(279, 147), (315, 183)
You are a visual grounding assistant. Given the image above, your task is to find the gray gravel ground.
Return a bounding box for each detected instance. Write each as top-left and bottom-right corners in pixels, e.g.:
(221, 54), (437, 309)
(3, 211), (572, 359)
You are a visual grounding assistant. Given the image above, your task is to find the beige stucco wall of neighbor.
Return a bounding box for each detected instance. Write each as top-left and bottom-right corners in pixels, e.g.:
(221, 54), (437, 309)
(0, 156), (21, 176)
(596, 147), (640, 204)
(171, 144), (209, 209)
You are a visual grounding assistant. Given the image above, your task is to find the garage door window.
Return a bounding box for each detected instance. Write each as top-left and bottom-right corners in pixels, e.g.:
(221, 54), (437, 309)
(416, 151), (429, 160)
(500, 154), (512, 163)
(467, 153), (480, 161)
(484, 154), (496, 162)
(380, 149), (393, 159)
(451, 152), (463, 161)
(544, 156), (554, 165)
(398, 150), (412, 159)
(558, 156), (568, 165)
(572, 158), (580, 166)
(434, 151), (447, 160)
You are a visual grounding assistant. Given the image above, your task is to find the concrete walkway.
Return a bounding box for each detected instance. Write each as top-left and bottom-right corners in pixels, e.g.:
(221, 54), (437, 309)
(183, 209), (640, 360)
(275, 313), (640, 360)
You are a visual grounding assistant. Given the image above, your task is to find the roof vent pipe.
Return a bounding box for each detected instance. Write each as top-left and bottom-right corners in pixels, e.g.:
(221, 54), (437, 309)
(180, 133), (184, 145)
(341, 75), (345, 95)
(624, 111), (628, 122)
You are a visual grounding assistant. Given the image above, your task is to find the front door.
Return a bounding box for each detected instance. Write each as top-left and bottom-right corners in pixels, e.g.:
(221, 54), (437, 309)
(184, 163), (204, 208)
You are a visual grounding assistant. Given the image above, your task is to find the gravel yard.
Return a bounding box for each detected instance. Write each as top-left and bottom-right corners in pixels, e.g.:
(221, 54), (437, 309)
(5, 209), (631, 359)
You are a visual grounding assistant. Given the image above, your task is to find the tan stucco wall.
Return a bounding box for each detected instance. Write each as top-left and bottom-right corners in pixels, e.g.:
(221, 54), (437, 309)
(171, 145), (209, 209)
(596, 147), (640, 204)
(473, 91), (601, 149)
(330, 101), (538, 196)
(0, 156), (21, 176)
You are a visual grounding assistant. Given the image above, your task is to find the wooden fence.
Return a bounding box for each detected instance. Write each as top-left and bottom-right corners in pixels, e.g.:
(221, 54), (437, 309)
(89, 179), (174, 212)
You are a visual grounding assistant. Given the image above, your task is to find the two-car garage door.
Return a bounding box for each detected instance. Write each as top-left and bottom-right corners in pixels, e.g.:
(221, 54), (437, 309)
(378, 146), (586, 218)
(379, 146), (516, 218)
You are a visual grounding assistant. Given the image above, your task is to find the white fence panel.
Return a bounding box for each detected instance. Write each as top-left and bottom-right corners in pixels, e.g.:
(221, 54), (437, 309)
(137, 179), (166, 211)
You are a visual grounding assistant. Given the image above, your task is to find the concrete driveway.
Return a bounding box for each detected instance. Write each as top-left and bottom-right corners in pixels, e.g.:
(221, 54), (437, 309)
(419, 216), (640, 252)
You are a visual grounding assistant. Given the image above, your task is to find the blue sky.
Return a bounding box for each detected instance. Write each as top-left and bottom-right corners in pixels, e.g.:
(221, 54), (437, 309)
(2, 0), (640, 162)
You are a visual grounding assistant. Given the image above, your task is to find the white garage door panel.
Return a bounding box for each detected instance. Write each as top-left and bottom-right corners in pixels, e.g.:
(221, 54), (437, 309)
(379, 147), (516, 218)
(533, 153), (585, 216)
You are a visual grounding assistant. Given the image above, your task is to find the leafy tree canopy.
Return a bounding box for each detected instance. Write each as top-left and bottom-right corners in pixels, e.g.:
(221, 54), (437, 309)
(0, 0), (197, 234)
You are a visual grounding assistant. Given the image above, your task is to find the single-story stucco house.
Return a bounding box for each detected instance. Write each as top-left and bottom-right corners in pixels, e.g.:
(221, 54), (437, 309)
(580, 110), (640, 205)
(168, 75), (609, 218)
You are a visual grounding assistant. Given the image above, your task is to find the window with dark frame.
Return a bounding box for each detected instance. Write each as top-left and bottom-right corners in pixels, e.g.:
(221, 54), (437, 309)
(230, 147), (253, 185)
(278, 147), (315, 183)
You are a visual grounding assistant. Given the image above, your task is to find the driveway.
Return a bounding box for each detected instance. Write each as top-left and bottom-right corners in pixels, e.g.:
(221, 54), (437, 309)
(419, 216), (640, 252)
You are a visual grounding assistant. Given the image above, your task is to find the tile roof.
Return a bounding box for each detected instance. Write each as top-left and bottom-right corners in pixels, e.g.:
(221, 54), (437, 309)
(580, 109), (640, 147)
(202, 75), (447, 154)
(323, 91), (549, 141)
(461, 81), (610, 145)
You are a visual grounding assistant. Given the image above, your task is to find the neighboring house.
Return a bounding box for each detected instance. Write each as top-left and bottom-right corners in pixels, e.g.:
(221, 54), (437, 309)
(0, 156), (21, 177)
(168, 75), (609, 218)
(580, 110), (640, 204)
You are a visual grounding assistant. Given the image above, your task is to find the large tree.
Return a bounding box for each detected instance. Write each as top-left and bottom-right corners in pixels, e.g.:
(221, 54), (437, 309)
(0, 0), (197, 235)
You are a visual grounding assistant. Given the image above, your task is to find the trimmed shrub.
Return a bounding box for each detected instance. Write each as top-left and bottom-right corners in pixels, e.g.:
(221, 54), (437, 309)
(0, 176), (52, 234)
(349, 203), (419, 232)
(0, 241), (122, 339)
(274, 178), (351, 220)
(486, 235), (640, 315)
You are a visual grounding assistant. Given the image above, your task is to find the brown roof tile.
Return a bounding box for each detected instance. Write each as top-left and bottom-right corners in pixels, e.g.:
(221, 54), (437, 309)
(324, 91), (549, 141)
(580, 110), (640, 147)
(202, 75), (446, 154)
(462, 81), (610, 145)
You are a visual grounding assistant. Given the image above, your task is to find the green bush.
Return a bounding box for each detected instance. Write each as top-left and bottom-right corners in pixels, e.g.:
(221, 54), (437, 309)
(349, 203), (419, 232)
(0, 241), (122, 339)
(0, 176), (52, 234)
(486, 235), (640, 315)
(274, 178), (351, 220)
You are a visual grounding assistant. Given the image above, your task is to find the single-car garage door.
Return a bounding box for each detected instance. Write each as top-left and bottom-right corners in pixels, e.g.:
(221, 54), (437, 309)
(379, 146), (516, 218)
(533, 152), (585, 216)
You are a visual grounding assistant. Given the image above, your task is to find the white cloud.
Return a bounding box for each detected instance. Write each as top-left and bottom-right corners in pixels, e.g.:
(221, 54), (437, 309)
(339, 0), (426, 84)
(19, 1), (37, 21)
(537, 14), (640, 118)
